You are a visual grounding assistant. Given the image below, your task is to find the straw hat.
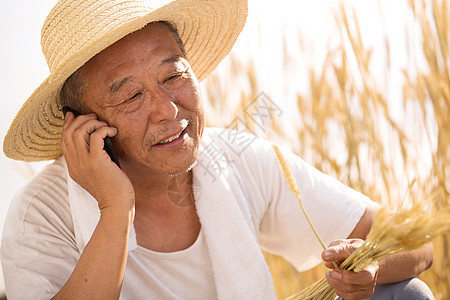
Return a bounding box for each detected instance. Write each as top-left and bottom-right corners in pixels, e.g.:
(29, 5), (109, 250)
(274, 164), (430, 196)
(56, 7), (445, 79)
(3, 0), (247, 161)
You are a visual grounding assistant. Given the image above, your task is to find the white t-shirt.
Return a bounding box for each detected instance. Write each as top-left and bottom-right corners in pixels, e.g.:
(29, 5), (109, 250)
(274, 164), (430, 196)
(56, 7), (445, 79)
(1, 128), (371, 299)
(122, 229), (217, 299)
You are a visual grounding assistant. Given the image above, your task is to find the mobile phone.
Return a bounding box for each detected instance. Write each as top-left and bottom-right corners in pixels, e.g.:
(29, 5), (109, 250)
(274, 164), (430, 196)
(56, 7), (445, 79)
(62, 106), (121, 168)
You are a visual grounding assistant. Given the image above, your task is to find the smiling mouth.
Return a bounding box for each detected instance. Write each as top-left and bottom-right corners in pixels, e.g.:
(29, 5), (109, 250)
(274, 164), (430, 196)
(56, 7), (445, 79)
(158, 130), (184, 144)
(156, 119), (189, 145)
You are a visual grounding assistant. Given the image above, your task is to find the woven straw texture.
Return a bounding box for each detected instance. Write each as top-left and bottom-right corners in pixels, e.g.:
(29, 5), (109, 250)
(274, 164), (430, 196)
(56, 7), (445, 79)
(3, 0), (247, 161)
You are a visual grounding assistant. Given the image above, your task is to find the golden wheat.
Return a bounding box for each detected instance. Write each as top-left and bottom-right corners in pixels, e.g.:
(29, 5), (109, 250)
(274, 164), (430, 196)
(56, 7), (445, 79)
(273, 144), (450, 300)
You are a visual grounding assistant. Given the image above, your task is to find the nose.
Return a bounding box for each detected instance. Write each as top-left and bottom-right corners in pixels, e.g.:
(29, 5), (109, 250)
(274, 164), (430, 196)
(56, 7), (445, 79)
(148, 86), (178, 123)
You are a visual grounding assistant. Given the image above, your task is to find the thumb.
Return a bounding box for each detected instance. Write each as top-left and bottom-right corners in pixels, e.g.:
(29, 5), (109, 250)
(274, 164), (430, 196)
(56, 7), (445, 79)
(322, 239), (363, 262)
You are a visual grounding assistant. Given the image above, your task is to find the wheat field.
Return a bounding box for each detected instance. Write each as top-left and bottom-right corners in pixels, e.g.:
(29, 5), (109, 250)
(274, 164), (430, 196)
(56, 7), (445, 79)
(203, 0), (449, 299)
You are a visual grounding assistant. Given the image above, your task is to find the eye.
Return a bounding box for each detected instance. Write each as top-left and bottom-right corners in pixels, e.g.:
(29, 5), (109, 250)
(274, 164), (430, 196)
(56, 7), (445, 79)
(164, 73), (181, 83)
(125, 92), (142, 103)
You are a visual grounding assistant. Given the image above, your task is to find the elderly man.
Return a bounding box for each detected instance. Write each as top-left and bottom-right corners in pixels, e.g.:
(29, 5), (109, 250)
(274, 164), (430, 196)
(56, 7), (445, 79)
(1, 0), (434, 299)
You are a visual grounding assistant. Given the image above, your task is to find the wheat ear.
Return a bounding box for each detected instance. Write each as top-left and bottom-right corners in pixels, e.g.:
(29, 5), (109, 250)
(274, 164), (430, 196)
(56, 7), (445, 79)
(272, 144), (330, 252)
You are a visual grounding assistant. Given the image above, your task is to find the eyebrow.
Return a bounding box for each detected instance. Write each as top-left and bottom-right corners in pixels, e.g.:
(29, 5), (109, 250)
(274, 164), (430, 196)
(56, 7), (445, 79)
(110, 77), (131, 94)
(160, 54), (184, 66)
(108, 54), (184, 93)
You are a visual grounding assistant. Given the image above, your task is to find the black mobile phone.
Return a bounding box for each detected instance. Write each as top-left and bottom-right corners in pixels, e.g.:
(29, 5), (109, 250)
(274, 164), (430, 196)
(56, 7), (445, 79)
(62, 106), (121, 168)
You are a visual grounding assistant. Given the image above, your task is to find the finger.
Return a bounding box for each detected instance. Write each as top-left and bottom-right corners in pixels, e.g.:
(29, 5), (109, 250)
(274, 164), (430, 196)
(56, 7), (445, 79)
(90, 127), (118, 156)
(327, 239), (345, 248)
(326, 269), (344, 285)
(72, 119), (109, 145)
(322, 239), (347, 261)
(64, 113), (97, 131)
(63, 113), (100, 149)
(326, 270), (364, 296)
(323, 241), (360, 262)
(62, 111), (75, 130)
(334, 287), (373, 300)
(60, 136), (71, 162)
(333, 268), (374, 285)
(61, 115), (81, 158)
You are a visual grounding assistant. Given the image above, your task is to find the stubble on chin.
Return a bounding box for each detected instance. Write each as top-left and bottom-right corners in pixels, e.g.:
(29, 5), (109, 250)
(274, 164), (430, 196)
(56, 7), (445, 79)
(153, 143), (200, 177)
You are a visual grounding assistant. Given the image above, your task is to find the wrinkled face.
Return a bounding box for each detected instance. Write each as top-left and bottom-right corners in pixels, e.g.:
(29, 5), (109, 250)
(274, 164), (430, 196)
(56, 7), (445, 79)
(80, 22), (205, 176)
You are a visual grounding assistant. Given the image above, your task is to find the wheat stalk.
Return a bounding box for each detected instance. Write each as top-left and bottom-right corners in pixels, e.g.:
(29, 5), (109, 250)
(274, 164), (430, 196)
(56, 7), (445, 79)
(272, 144), (337, 262)
(272, 143), (450, 300)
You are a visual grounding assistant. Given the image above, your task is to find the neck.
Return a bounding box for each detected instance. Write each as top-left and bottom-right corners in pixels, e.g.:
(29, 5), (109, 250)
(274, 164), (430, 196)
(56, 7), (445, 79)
(122, 162), (200, 252)
(122, 163), (194, 209)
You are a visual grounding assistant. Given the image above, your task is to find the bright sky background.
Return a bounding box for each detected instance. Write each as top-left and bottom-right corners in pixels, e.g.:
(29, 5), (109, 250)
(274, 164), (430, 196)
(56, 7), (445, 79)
(0, 0), (420, 294)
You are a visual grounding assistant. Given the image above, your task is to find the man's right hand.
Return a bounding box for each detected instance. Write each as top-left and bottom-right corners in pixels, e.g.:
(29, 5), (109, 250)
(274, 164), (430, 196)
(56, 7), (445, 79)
(54, 111), (134, 299)
(61, 111), (135, 214)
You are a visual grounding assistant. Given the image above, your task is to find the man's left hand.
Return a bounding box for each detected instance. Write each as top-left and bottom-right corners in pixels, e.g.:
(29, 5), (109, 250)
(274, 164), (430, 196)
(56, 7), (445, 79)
(322, 239), (379, 300)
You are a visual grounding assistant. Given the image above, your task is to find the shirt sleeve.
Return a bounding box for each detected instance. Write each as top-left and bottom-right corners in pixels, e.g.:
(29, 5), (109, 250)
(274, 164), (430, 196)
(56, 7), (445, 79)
(239, 139), (373, 271)
(1, 162), (80, 299)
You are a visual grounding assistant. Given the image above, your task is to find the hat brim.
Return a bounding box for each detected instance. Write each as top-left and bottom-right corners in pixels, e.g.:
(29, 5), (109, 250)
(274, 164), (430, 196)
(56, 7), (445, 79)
(3, 0), (247, 161)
